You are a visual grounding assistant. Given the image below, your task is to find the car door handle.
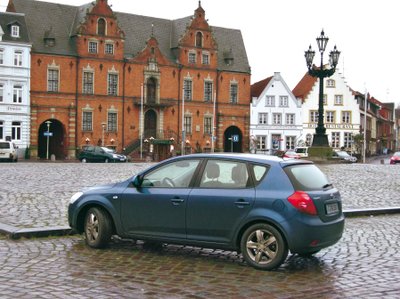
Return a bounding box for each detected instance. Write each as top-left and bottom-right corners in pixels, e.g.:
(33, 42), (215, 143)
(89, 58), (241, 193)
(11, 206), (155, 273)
(234, 199), (250, 206)
(171, 198), (185, 205)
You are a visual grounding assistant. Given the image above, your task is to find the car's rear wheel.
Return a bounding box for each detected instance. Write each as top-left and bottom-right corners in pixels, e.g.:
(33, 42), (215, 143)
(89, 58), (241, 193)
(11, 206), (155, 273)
(240, 223), (288, 270)
(104, 158), (109, 163)
(84, 207), (112, 248)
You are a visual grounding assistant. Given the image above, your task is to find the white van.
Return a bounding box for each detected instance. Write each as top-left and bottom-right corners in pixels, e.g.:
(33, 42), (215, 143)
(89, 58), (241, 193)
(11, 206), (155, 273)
(0, 140), (18, 162)
(294, 146), (309, 158)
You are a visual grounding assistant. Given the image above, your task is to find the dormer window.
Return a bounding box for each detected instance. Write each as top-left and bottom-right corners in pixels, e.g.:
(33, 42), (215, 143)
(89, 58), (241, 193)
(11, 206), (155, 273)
(97, 18), (106, 36)
(11, 25), (20, 38)
(195, 32), (203, 47)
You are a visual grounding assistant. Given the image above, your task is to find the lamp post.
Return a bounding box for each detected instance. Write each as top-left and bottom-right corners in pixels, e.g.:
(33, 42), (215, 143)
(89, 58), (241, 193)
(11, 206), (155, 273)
(305, 30), (340, 147)
(101, 122), (106, 146)
(45, 120), (51, 160)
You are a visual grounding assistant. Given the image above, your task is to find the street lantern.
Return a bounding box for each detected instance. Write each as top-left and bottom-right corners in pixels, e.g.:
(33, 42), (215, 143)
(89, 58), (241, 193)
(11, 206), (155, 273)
(45, 120), (52, 160)
(304, 29), (341, 147)
(101, 122), (106, 146)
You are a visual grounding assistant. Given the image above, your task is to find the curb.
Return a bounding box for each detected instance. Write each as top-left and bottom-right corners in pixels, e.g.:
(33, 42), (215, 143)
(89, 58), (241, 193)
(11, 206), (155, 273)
(1, 207), (400, 239)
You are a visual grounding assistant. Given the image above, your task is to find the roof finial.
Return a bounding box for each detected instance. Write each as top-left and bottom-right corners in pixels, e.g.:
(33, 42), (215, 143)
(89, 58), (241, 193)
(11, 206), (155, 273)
(199, 1), (201, 7)
(151, 23), (154, 37)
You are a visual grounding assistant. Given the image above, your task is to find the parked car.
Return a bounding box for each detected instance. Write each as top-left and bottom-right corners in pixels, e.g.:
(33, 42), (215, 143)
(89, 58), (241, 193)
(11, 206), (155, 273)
(78, 146), (127, 163)
(294, 146), (309, 158)
(389, 151), (400, 164)
(0, 140), (18, 162)
(69, 153), (344, 270)
(332, 150), (357, 163)
(283, 149), (301, 159)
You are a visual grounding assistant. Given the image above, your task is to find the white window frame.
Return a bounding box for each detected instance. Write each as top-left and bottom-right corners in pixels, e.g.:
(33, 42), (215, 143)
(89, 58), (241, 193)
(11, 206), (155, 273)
(47, 68), (59, 92)
(265, 96), (275, 107)
(286, 113), (295, 125)
(184, 115), (192, 134)
(310, 111), (318, 123)
(202, 52), (210, 65)
(12, 121), (21, 140)
(0, 120), (3, 139)
(334, 95), (343, 105)
(342, 111), (351, 124)
(83, 71), (94, 94)
(188, 51), (196, 64)
(107, 73), (118, 96)
(258, 113), (268, 124)
(279, 96), (288, 107)
(88, 41), (98, 54)
(204, 81), (213, 102)
(326, 111), (335, 123)
(11, 25), (20, 38)
(105, 43), (114, 55)
(204, 116), (212, 135)
(14, 50), (23, 66)
(13, 85), (23, 103)
(257, 136), (267, 150)
(184, 79), (192, 101)
(0, 84), (3, 102)
(344, 132), (353, 148)
(272, 113), (282, 125)
(331, 132), (340, 148)
(0, 49), (4, 64)
(82, 110), (93, 131)
(107, 110), (118, 132)
(230, 83), (238, 104)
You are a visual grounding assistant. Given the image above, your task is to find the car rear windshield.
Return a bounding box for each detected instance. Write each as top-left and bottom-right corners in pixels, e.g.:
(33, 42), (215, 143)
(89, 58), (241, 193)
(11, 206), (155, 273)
(283, 164), (331, 191)
(295, 148), (307, 153)
(0, 142), (10, 149)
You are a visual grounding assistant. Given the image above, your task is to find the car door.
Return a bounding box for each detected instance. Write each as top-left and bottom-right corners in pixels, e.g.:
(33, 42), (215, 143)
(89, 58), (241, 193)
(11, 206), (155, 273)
(186, 159), (255, 244)
(120, 158), (201, 239)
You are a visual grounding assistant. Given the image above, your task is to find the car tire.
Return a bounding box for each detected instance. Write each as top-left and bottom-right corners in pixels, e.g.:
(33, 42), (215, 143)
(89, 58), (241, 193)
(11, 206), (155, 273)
(297, 250), (320, 258)
(84, 207), (112, 248)
(240, 223), (288, 270)
(81, 158), (87, 163)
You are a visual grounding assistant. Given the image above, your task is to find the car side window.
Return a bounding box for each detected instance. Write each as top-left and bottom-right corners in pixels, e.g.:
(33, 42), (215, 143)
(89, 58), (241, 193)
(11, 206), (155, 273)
(252, 165), (269, 184)
(199, 160), (249, 188)
(141, 159), (200, 188)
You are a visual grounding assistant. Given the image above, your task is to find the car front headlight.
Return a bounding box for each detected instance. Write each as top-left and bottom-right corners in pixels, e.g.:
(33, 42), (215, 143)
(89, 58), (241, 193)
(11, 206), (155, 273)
(70, 192), (83, 204)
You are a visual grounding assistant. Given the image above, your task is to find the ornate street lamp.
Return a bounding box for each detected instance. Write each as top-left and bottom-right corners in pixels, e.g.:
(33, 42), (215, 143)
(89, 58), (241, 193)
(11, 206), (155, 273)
(305, 30), (340, 147)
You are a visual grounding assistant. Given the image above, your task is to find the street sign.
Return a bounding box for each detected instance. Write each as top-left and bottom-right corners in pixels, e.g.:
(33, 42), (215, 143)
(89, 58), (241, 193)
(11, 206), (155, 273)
(43, 132), (53, 137)
(232, 135), (239, 142)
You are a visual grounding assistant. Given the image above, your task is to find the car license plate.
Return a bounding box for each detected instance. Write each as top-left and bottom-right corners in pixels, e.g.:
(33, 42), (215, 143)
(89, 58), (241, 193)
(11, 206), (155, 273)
(325, 202), (339, 215)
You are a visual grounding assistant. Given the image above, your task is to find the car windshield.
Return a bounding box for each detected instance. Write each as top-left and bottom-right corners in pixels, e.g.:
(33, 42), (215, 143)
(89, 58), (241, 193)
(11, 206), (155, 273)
(295, 148), (307, 153)
(102, 147), (115, 153)
(284, 164), (331, 191)
(336, 151), (350, 157)
(394, 152), (400, 157)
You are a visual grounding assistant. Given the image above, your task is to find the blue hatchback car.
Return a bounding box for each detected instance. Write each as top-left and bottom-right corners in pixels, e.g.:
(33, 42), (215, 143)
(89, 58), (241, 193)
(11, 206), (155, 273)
(68, 153), (344, 270)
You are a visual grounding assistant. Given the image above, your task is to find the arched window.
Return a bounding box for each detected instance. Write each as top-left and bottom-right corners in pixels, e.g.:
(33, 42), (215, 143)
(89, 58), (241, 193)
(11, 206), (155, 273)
(195, 32), (203, 47)
(97, 18), (106, 36)
(147, 77), (157, 103)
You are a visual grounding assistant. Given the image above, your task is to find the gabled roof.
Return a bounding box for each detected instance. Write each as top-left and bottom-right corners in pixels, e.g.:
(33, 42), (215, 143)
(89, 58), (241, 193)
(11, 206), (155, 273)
(0, 12), (30, 44)
(292, 72), (318, 101)
(251, 76), (272, 98)
(10, 0), (250, 73)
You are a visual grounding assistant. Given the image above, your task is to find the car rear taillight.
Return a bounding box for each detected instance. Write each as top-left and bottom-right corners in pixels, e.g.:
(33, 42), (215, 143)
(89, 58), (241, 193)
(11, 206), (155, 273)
(287, 191), (317, 215)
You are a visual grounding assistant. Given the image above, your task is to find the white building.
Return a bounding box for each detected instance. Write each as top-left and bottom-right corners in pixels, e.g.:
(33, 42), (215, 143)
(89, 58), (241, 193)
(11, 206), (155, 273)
(293, 70), (360, 150)
(250, 72), (303, 153)
(0, 12), (31, 158)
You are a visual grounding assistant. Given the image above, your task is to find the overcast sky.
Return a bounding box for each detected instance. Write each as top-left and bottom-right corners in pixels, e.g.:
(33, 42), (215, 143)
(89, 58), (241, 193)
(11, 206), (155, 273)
(1, 0), (399, 106)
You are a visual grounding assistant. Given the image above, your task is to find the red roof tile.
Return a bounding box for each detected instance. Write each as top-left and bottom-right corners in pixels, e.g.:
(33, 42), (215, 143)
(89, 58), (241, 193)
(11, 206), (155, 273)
(292, 72), (318, 102)
(251, 76), (273, 98)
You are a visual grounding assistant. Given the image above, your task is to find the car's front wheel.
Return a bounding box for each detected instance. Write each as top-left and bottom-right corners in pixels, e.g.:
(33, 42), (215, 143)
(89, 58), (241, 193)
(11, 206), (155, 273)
(84, 207), (112, 248)
(240, 223), (288, 270)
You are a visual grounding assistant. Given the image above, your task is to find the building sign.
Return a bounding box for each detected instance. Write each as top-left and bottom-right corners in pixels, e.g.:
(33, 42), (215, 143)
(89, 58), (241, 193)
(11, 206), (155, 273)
(307, 123), (358, 130)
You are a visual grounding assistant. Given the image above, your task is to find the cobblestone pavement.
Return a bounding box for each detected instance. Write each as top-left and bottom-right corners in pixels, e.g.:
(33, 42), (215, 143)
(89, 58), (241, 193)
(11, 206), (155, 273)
(0, 161), (399, 229)
(0, 214), (399, 298)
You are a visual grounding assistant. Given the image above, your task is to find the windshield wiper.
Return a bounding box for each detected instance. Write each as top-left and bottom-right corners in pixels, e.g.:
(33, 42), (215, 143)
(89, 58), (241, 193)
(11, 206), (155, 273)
(322, 183), (333, 189)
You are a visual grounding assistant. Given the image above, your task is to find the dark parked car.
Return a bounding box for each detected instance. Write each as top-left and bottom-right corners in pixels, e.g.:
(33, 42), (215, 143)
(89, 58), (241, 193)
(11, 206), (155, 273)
(79, 146), (127, 163)
(390, 151), (400, 164)
(68, 153), (344, 270)
(331, 150), (357, 163)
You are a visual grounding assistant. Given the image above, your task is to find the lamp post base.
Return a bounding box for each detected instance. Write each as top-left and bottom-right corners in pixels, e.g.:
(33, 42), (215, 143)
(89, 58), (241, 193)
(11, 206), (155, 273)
(311, 133), (329, 147)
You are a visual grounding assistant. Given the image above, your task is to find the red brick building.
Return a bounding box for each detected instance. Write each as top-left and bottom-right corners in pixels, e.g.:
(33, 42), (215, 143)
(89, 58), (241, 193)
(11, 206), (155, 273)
(8, 0), (251, 160)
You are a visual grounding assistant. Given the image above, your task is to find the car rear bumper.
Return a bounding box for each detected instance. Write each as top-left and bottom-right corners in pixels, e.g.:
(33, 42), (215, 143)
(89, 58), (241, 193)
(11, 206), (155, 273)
(283, 214), (345, 254)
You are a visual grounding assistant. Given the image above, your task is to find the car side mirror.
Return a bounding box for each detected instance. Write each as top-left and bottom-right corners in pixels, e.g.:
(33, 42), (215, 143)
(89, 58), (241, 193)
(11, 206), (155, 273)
(132, 175), (143, 188)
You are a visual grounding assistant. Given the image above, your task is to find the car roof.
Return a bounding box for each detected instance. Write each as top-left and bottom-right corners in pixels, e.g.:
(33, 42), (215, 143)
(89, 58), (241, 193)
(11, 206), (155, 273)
(166, 153), (312, 167)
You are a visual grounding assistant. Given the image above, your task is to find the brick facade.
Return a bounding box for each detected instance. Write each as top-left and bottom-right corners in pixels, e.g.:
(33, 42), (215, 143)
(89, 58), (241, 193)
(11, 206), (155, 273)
(9, 0), (251, 160)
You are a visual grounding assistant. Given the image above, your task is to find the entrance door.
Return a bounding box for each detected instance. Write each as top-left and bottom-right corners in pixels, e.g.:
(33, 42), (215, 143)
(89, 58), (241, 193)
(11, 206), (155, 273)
(38, 119), (65, 159)
(224, 126), (243, 152)
(144, 110), (157, 138)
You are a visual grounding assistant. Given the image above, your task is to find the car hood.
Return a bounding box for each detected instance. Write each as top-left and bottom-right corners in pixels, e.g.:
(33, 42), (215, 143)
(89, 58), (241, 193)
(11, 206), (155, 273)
(83, 183), (117, 193)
